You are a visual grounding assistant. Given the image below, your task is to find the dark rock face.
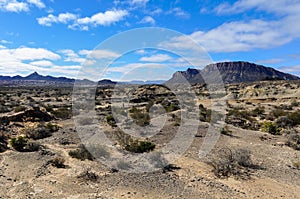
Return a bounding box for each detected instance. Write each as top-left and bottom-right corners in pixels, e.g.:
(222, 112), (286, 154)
(166, 61), (300, 84)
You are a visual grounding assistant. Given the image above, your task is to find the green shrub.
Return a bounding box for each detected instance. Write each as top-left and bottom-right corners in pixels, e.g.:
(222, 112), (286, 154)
(10, 136), (28, 151)
(106, 115), (116, 127)
(14, 106), (26, 112)
(69, 144), (94, 161)
(251, 107), (265, 117)
(261, 121), (280, 135)
(129, 108), (150, 126)
(52, 107), (71, 119)
(45, 122), (59, 132)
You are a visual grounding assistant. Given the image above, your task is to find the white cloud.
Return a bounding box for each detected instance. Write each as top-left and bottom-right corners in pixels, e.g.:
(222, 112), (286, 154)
(140, 54), (172, 62)
(0, 0), (45, 12)
(160, 18), (297, 53)
(27, 0), (45, 8)
(139, 16), (155, 25)
(0, 46), (81, 78)
(79, 49), (120, 59)
(37, 13), (77, 26)
(167, 7), (190, 18)
(0, 47), (61, 61)
(278, 65), (300, 75)
(0, 39), (11, 44)
(59, 49), (86, 64)
(214, 0), (300, 16)
(76, 9), (128, 27)
(37, 10), (128, 29)
(29, 60), (53, 67)
(2, 1), (29, 12)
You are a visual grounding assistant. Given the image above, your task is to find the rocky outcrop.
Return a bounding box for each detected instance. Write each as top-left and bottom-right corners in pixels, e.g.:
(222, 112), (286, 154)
(166, 61), (300, 85)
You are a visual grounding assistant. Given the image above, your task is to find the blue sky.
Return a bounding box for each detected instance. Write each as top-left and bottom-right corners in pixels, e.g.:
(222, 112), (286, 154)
(0, 0), (300, 81)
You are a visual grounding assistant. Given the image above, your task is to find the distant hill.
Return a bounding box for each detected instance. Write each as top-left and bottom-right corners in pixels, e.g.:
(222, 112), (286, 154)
(0, 72), (75, 83)
(166, 61), (300, 84)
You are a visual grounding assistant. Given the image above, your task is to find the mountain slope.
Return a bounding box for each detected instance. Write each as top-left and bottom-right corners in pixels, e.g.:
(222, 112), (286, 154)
(166, 61), (299, 84)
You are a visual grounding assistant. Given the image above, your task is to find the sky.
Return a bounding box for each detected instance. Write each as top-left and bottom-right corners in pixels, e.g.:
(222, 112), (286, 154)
(0, 0), (300, 81)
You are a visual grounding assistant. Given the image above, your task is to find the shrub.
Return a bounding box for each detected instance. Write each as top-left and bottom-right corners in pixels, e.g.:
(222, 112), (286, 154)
(106, 115), (116, 127)
(45, 122), (59, 132)
(77, 169), (98, 182)
(69, 144), (94, 161)
(286, 133), (300, 150)
(25, 124), (52, 140)
(261, 121), (280, 135)
(209, 148), (256, 179)
(52, 107), (71, 119)
(275, 116), (293, 128)
(24, 141), (41, 152)
(49, 157), (66, 168)
(220, 126), (233, 137)
(251, 107), (265, 117)
(287, 111), (300, 126)
(129, 107), (150, 126)
(14, 106), (26, 112)
(115, 130), (155, 153)
(124, 140), (156, 153)
(10, 136), (28, 151)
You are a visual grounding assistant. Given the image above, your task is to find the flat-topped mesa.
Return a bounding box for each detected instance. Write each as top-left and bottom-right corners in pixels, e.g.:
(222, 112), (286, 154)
(166, 61), (299, 85)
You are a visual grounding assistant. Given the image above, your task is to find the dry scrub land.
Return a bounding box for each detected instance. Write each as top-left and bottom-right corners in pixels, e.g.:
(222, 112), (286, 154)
(0, 80), (300, 198)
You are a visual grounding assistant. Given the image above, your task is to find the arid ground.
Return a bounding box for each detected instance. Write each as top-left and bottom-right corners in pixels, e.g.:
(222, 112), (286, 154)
(0, 80), (300, 198)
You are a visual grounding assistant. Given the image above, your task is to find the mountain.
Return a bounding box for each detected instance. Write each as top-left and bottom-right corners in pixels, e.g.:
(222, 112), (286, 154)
(0, 72), (75, 82)
(166, 61), (300, 85)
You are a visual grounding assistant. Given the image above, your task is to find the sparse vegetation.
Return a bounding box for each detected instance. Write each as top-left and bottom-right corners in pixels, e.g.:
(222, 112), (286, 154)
(69, 144), (95, 161)
(77, 169), (98, 182)
(209, 148), (258, 179)
(14, 105), (26, 112)
(49, 157), (66, 168)
(286, 133), (300, 150)
(129, 107), (150, 126)
(10, 136), (28, 151)
(261, 121), (280, 135)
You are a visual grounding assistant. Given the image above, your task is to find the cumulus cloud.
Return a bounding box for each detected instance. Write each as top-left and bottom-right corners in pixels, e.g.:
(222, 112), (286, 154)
(214, 0), (300, 16)
(27, 0), (45, 8)
(37, 9), (128, 30)
(1, 0), (29, 12)
(160, 0), (300, 53)
(0, 0), (45, 12)
(76, 9), (128, 27)
(59, 49), (85, 64)
(37, 13), (77, 26)
(0, 46), (80, 77)
(139, 16), (155, 25)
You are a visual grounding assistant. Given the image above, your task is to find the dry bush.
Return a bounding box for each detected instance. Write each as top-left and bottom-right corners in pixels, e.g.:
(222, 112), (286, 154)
(286, 133), (300, 150)
(209, 148), (259, 179)
(49, 157), (66, 168)
(77, 169), (98, 182)
(69, 144), (95, 161)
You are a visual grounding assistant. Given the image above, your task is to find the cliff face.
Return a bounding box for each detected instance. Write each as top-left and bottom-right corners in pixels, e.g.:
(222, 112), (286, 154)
(166, 61), (299, 84)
